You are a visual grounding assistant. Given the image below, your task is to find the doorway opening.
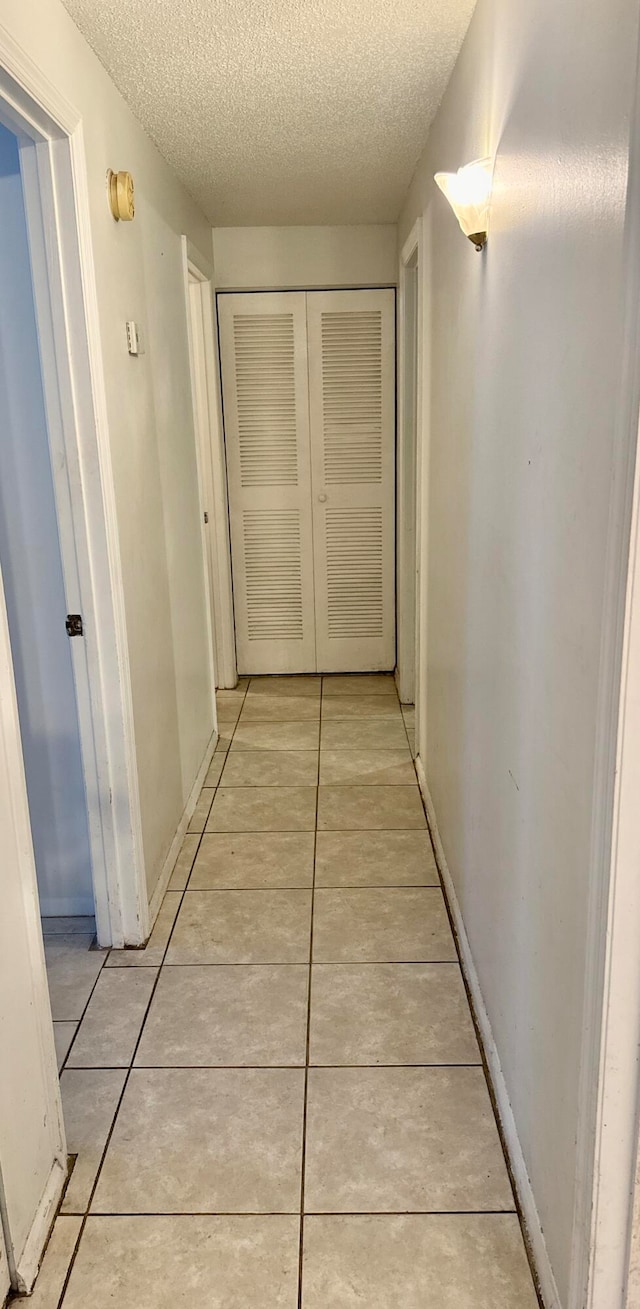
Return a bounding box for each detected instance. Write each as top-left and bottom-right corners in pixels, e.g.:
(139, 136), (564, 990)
(0, 120), (94, 927)
(0, 54), (146, 951)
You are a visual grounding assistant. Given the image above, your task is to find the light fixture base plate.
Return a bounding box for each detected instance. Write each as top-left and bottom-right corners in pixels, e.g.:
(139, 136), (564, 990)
(468, 231), (487, 252)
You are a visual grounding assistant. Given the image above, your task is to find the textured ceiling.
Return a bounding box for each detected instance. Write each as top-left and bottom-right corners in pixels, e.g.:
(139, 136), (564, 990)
(62, 0), (476, 225)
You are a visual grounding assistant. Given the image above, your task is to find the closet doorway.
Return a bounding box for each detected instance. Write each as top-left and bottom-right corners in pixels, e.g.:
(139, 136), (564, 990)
(218, 288), (395, 674)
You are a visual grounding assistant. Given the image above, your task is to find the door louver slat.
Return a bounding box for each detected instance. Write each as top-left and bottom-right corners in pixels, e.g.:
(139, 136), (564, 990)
(243, 510), (304, 641)
(320, 310), (383, 485)
(325, 507), (384, 639)
(233, 313), (298, 487)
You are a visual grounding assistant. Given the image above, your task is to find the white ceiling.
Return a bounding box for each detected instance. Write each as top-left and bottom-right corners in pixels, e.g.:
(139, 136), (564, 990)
(62, 0), (476, 226)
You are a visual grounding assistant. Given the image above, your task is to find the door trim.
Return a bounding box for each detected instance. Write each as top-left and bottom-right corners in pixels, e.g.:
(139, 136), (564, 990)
(0, 24), (148, 946)
(396, 220), (422, 708)
(182, 236), (237, 689)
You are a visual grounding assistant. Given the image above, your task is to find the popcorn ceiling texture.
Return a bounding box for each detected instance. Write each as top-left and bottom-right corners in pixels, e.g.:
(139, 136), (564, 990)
(60, 0), (476, 224)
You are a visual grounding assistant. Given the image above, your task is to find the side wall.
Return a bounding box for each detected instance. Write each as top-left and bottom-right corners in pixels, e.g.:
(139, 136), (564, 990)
(213, 224), (397, 289)
(398, 0), (640, 1302)
(2, 0), (215, 902)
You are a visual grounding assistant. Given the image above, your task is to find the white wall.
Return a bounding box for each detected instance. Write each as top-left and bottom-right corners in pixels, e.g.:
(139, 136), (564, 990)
(398, 0), (640, 1303)
(213, 224), (397, 289)
(0, 122), (93, 917)
(1, 0), (215, 901)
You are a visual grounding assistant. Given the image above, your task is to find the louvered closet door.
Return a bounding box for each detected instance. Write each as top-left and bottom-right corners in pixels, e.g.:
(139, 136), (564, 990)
(218, 293), (316, 673)
(306, 289), (396, 672)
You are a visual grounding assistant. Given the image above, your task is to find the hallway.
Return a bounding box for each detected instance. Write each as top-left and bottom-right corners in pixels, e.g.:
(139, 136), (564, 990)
(37, 674), (538, 1307)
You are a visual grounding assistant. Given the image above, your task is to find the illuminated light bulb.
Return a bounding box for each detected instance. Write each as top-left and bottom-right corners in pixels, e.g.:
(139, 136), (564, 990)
(434, 157), (493, 251)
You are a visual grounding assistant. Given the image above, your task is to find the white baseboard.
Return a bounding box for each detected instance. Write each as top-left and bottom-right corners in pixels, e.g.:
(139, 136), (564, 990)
(147, 728), (217, 929)
(415, 754), (562, 1309)
(14, 1156), (66, 1294)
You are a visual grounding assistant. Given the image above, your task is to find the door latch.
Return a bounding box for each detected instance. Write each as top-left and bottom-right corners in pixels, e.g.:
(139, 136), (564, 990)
(66, 614), (84, 637)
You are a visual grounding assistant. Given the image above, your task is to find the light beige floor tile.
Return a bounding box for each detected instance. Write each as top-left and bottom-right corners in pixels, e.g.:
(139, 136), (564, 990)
(208, 787), (317, 832)
(321, 719), (409, 751)
(309, 964), (479, 1065)
(60, 1069), (127, 1213)
(190, 833), (315, 889)
(240, 695), (321, 723)
(248, 675), (321, 697)
(218, 713), (242, 729)
(221, 751), (319, 787)
(232, 722), (320, 752)
(16, 1215), (82, 1309)
(312, 888), (455, 962)
(167, 890), (312, 964)
(304, 1067), (513, 1212)
(216, 690), (247, 714)
(322, 674), (397, 696)
(135, 965), (308, 1066)
(321, 696), (402, 721)
(106, 893), (181, 968)
(402, 705), (416, 725)
(315, 830), (438, 887)
(168, 833), (200, 890)
(215, 733), (233, 753)
(319, 749), (414, 786)
(53, 1021), (77, 1071)
(67, 968), (158, 1068)
(317, 785), (426, 830)
(188, 787), (215, 833)
(302, 1214), (538, 1309)
(44, 937), (106, 1022)
(205, 754), (225, 786)
(91, 1068), (305, 1213)
(62, 1215), (300, 1309)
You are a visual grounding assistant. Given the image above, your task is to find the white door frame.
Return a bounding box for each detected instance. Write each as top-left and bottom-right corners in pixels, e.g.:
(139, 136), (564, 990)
(397, 220), (427, 757)
(181, 236), (237, 690)
(0, 26), (147, 946)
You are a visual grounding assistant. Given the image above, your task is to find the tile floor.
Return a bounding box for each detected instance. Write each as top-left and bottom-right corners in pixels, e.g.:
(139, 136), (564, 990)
(33, 673), (539, 1308)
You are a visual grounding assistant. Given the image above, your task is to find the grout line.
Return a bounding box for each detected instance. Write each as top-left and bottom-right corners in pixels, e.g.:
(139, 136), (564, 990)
(66, 1062), (484, 1072)
(68, 1207), (518, 1218)
(107, 958), (462, 968)
(164, 883), (440, 892)
(296, 680), (321, 1309)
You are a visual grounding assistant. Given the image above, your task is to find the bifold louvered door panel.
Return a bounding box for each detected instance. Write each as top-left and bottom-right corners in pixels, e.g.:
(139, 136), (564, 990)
(218, 293), (316, 673)
(306, 290), (396, 671)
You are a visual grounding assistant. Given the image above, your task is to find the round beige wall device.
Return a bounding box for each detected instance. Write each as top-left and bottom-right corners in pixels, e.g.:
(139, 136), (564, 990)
(107, 169), (135, 221)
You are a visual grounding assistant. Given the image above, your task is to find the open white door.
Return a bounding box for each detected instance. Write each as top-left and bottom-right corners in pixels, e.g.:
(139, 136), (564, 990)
(306, 289), (396, 672)
(0, 561), (66, 1293)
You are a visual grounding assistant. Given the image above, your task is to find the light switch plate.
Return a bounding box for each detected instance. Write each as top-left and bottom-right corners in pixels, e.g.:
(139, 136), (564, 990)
(126, 320), (143, 355)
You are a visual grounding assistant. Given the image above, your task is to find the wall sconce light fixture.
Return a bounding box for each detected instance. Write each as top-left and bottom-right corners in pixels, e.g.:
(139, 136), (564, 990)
(434, 157), (493, 251)
(107, 169), (135, 222)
